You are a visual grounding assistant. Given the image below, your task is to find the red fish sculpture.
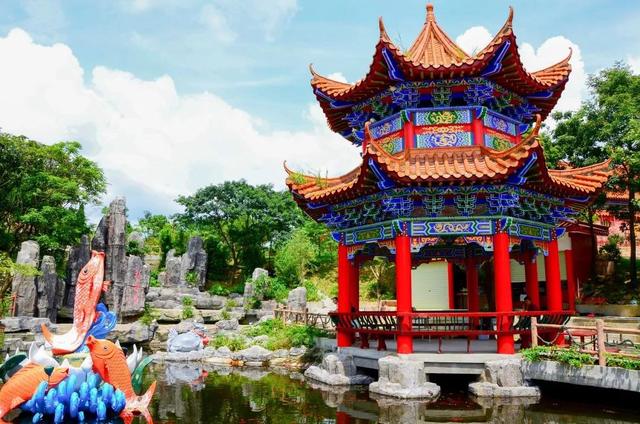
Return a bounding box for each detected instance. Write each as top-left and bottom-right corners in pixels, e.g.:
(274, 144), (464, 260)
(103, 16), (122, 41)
(0, 364), (68, 421)
(41, 251), (110, 355)
(85, 336), (156, 416)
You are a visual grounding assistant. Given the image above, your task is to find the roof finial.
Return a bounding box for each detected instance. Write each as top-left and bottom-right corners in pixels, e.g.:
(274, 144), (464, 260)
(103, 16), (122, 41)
(426, 3), (435, 22)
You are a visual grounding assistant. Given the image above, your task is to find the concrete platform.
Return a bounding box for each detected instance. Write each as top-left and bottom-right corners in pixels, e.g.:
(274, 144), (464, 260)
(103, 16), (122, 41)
(321, 338), (518, 375)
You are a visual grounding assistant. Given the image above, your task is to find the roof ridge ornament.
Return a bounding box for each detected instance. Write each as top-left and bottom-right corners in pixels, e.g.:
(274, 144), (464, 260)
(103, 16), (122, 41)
(426, 3), (435, 23)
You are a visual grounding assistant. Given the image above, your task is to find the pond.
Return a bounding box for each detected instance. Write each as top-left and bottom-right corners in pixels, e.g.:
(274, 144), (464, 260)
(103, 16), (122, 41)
(143, 363), (640, 424)
(5, 363), (640, 423)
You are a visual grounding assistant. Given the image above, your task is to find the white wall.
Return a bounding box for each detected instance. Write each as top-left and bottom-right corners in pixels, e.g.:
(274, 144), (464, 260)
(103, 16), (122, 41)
(411, 261), (449, 310)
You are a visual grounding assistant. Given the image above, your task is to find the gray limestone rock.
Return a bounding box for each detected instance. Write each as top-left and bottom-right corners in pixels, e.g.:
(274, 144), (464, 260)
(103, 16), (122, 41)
(120, 255), (150, 317)
(287, 286), (307, 312)
(93, 197), (127, 317)
(157, 271), (166, 286)
(216, 319), (239, 331)
(469, 382), (540, 398)
(36, 256), (59, 322)
(0, 317), (56, 333)
(369, 356), (441, 399)
(164, 254), (181, 287)
(111, 321), (158, 344)
(233, 345), (273, 363)
(179, 237), (207, 290)
(64, 235), (90, 308)
(11, 240), (40, 317)
(471, 358), (540, 398)
(304, 353), (373, 386)
(252, 268), (268, 281)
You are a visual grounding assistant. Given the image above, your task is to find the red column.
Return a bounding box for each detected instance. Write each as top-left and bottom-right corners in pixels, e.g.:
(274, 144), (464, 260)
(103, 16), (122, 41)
(447, 261), (456, 309)
(466, 258), (479, 312)
(395, 232), (413, 354)
(544, 239), (563, 311)
(524, 251), (540, 310)
(493, 231), (514, 354)
(336, 412), (352, 424)
(403, 113), (415, 149)
(350, 261), (360, 312)
(565, 249), (576, 311)
(466, 258), (480, 330)
(472, 108), (485, 146)
(337, 243), (353, 347)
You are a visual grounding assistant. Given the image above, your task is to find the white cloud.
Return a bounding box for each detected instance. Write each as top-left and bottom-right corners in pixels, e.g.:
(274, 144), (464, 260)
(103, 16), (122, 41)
(456, 26), (585, 113)
(0, 28), (360, 218)
(455, 26), (492, 56)
(199, 4), (236, 43)
(327, 72), (348, 83)
(519, 36), (584, 112)
(628, 55), (640, 74)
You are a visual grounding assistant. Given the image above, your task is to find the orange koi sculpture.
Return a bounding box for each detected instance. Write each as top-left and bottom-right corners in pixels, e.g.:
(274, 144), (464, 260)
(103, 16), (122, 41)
(85, 336), (156, 415)
(0, 364), (68, 421)
(41, 251), (110, 355)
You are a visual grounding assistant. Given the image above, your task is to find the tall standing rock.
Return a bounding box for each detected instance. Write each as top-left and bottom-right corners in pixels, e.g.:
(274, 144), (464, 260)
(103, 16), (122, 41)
(11, 241), (40, 316)
(120, 255), (150, 317)
(36, 256), (59, 322)
(164, 249), (181, 287)
(179, 236), (207, 290)
(92, 197), (127, 318)
(65, 235), (91, 309)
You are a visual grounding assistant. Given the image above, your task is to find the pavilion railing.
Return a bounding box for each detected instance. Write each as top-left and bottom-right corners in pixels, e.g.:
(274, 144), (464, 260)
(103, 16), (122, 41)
(329, 310), (572, 338)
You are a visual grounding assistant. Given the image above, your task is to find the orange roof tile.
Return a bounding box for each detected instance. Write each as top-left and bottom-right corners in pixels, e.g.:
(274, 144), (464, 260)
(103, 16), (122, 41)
(310, 4), (573, 135)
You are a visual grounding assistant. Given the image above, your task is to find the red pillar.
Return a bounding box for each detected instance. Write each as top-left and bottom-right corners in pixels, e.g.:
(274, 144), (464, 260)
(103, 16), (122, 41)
(472, 108), (485, 146)
(395, 232), (413, 354)
(337, 243), (353, 347)
(447, 261), (455, 309)
(565, 249), (576, 311)
(493, 231), (514, 354)
(403, 113), (415, 149)
(466, 259), (479, 312)
(524, 251), (540, 310)
(466, 258), (480, 330)
(350, 261), (360, 312)
(544, 239), (563, 311)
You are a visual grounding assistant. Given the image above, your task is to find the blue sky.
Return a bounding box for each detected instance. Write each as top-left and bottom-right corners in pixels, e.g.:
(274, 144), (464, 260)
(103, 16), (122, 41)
(0, 0), (639, 220)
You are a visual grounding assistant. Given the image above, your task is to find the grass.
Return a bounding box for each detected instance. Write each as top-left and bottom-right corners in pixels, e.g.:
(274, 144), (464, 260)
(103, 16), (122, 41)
(182, 296), (194, 319)
(521, 346), (640, 370)
(211, 334), (247, 351)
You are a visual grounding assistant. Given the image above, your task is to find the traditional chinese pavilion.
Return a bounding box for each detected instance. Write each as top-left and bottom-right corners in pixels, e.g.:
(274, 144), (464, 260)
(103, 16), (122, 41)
(285, 4), (612, 354)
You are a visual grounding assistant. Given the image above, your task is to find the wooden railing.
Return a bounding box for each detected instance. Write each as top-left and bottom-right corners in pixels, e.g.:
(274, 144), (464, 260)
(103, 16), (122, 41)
(330, 310), (570, 337)
(532, 317), (640, 366)
(274, 308), (335, 330)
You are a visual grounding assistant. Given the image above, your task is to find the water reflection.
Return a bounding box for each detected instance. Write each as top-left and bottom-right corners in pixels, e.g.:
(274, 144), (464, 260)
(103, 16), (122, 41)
(145, 363), (640, 424)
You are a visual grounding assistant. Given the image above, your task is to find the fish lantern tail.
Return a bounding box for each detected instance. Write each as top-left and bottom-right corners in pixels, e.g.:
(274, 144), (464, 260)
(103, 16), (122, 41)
(40, 323), (54, 345)
(123, 380), (157, 414)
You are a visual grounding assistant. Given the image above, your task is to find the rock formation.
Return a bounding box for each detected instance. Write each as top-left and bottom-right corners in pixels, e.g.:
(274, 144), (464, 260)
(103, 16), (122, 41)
(120, 255), (151, 317)
(36, 256), (59, 322)
(11, 240), (40, 316)
(64, 235), (90, 309)
(369, 355), (441, 399)
(164, 250), (181, 287)
(179, 237), (207, 289)
(287, 286), (307, 311)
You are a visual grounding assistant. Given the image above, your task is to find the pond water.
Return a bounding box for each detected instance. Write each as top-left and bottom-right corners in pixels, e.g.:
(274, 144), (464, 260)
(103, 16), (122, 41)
(6, 363), (640, 423)
(143, 363), (640, 424)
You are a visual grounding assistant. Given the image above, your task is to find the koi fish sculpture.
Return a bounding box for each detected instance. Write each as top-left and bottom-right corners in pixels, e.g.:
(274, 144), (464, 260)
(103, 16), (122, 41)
(86, 336), (157, 416)
(41, 251), (111, 355)
(0, 364), (68, 422)
(0, 340), (152, 423)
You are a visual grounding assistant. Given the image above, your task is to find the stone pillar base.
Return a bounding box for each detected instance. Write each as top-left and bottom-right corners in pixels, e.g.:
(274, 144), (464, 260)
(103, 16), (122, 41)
(369, 355), (440, 399)
(469, 358), (540, 398)
(304, 352), (373, 386)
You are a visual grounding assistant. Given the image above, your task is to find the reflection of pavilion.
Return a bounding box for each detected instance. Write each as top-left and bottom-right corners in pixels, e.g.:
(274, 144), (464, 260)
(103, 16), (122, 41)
(286, 4), (611, 354)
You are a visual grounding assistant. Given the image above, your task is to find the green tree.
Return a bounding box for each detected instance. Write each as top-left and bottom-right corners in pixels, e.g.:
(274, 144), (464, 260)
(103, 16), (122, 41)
(274, 228), (318, 288)
(176, 180), (304, 281)
(0, 134), (106, 260)
(587, 64), (640, 288)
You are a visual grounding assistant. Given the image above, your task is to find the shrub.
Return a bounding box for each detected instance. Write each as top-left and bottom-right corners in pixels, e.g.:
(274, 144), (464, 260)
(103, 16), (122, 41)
(182, 296), (194, 320)
(127, 239), (145, 257)
(139, 303), (157, 325)
(226, 299), (238, 308)
(185, 271), (199, 286)
(221, 309), (231, 320)
(149, 270), (160, 288)
(254, 275), (289, 302)
(242, 318), (328, 350)
(211, 334), (247, 351)
(208, 283), (230, 296)
(304, 280), (320, 302)
(274, 229), (318, 288)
